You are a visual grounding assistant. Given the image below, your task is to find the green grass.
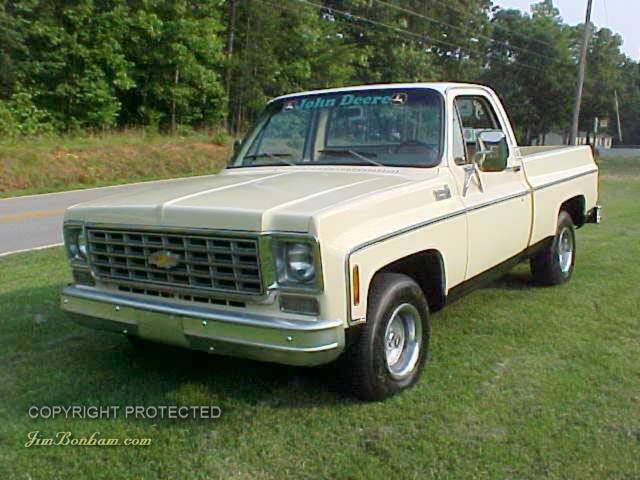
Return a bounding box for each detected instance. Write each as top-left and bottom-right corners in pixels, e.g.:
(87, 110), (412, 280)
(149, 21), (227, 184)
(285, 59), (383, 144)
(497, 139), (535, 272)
(0, 157), (639, 479)
(0, 130), (231, 198)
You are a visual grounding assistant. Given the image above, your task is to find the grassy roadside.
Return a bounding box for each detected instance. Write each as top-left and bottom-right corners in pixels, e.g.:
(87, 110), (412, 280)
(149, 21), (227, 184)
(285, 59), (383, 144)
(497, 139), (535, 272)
(0, 131), (231, 198)
(0, 157), (638, 479)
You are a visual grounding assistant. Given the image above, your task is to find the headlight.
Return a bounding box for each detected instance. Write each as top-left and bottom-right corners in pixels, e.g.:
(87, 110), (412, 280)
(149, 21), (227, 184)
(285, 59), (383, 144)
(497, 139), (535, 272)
(271, 238), (322, 291)
(63, 225), (88, 263)
(285, 242), (315, 282)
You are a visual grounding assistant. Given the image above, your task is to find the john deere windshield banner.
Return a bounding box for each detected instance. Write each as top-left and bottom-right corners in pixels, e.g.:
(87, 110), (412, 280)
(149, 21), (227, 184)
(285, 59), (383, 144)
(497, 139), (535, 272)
(284, 93), (407, 111)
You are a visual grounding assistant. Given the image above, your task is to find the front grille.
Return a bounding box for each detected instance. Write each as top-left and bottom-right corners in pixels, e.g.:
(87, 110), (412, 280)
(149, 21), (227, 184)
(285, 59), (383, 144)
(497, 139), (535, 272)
(116, 285), (247, 308)
(86, 228), (262, 295)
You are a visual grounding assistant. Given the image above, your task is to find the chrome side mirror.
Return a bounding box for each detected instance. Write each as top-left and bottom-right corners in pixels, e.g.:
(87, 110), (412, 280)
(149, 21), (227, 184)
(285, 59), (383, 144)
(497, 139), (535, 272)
(478, 130), (507, 144)
(475, 130), (508, 172)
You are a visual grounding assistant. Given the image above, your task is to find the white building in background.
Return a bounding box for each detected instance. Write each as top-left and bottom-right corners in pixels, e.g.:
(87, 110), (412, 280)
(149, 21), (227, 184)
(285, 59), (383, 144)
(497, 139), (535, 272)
(532, 130), (613, 149)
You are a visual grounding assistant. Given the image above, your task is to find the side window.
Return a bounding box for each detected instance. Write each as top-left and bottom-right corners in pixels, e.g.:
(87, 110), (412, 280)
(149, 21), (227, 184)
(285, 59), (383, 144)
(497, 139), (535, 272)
(452, 105), (467, 165)
(455, 96), (509, 172)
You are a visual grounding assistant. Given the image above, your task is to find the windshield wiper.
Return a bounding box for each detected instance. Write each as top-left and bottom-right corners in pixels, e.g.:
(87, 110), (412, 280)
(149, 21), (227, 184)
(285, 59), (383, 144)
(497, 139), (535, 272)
(243, 152), (297, 166)
(318, 149), (384, 167)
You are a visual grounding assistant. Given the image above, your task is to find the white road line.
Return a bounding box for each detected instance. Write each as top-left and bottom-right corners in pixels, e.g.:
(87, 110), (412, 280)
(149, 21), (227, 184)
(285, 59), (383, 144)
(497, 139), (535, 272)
(0, 243), (63, 258)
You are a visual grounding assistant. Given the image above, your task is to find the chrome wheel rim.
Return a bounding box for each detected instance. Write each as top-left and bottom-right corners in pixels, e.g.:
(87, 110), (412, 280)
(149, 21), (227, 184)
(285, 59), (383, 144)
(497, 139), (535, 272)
(384, 303), (422, 380)
(558, 227), (574, 274)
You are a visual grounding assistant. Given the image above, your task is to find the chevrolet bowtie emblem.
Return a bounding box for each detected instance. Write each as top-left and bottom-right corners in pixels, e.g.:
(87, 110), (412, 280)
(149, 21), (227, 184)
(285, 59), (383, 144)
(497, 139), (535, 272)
(148, 250), (180, 269)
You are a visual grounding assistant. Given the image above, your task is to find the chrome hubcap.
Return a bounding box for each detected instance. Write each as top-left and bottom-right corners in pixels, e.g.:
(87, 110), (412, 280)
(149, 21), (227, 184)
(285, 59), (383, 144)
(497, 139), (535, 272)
(384, 303), (422, 380)
(558, 227), (574, 274)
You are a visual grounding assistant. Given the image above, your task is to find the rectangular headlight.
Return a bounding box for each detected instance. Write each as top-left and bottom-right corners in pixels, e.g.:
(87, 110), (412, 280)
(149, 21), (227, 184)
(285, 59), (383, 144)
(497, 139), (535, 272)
(266, 236), (323, 292)
(63, 224), (88, 266)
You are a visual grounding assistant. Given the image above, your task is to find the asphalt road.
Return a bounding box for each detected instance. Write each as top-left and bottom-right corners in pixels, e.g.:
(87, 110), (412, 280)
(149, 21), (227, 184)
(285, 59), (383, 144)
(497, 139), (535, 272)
(0, 178), (198, 256)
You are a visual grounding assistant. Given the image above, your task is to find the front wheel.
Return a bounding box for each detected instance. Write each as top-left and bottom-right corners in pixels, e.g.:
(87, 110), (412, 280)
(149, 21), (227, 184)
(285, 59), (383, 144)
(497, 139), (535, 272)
(530, 210), (576, 285)
(346, 273), (430, 401)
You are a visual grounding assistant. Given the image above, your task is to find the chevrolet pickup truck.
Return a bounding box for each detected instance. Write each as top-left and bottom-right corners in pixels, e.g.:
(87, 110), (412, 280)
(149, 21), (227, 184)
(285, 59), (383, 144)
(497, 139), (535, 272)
(61, 83), (600, 400)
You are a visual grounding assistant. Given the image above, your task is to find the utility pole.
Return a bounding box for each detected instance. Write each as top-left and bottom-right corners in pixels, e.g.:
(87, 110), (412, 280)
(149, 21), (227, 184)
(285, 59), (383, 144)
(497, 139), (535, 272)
(614, 90), (624, 144)
(569, 0), (594, 145)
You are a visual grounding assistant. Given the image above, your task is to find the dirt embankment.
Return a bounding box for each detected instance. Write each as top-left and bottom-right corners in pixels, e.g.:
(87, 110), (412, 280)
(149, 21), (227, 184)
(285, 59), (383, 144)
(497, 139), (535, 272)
(0, 136), (231, 197)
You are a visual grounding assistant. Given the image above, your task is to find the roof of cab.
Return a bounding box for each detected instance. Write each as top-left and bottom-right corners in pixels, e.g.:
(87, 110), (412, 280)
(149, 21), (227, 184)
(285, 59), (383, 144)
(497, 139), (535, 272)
(269, 82), (483, 104)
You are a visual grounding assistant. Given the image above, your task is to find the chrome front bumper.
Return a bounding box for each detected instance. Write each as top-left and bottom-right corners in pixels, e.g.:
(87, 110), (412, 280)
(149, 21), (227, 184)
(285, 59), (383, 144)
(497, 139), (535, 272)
(60, 286), (344, 366)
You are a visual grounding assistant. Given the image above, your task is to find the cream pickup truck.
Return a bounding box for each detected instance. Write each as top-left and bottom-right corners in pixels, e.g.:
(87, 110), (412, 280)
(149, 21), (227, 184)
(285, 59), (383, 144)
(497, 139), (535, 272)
(61, 83), (600, 400)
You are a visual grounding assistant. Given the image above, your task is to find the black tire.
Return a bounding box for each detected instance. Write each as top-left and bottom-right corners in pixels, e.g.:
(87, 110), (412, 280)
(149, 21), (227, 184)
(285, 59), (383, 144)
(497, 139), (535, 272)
(530, 210), (576, 285)
(346, 273), (430, 401)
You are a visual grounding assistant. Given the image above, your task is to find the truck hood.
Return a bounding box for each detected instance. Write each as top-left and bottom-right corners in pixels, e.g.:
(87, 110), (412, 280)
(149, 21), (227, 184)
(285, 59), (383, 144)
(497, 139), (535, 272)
(65, 166), (437, 232)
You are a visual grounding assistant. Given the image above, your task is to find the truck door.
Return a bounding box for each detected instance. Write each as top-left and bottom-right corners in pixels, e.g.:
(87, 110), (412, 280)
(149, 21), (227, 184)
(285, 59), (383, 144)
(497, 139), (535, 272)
(450, 93), (532, 280)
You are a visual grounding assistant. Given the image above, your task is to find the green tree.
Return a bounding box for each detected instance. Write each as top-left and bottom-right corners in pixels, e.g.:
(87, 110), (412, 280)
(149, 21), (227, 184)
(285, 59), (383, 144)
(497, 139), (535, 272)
(578, 27), (627, 140)
(118, 0), (227, 131)
(0, 0), (638, 140)
(483, 0), (574, 144)
(616, 60), (640, 144)
(225, 0), (362, 132)
(5, 1), (134, 130)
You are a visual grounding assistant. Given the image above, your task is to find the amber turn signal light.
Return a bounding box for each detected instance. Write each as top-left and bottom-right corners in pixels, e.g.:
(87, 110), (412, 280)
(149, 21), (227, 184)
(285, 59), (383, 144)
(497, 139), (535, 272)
(352, 265), (360, 306)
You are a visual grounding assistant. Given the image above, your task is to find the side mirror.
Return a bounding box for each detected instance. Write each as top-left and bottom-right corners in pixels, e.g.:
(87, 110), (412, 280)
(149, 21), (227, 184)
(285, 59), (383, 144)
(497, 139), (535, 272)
(475, 130), (508, 172)
(477, 130), (506, 145)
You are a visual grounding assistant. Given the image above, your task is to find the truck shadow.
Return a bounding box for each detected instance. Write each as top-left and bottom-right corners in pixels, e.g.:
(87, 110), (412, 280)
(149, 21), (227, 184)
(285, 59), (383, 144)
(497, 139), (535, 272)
(2, 269), (539, 416)
(117, 340), (354, 406)
(485, 269), (535, 291)
(0, 283), (355, 416)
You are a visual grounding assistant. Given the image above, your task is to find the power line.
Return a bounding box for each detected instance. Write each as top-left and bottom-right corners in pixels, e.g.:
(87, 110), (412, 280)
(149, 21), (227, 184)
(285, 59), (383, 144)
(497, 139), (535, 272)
(255, 0), (549, 74)
(371, 0), (556, 64)
(602, 0), (610, 26)
(428, 0), (555, 49)
(318, 0), (549, 72)
(286, 0), (548, 73)
(302, 0), (475, 52)
(263, 0), (425, 46)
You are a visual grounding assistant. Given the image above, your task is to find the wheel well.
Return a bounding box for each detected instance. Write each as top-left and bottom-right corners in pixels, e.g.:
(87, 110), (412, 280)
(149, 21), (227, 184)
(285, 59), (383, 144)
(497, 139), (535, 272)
(375, 249), (446, 312)
(560, 195), (586, 227)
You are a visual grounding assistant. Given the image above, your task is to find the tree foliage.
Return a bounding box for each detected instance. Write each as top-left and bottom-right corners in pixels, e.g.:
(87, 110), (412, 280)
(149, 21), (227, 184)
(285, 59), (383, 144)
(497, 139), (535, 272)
(481, 3), (573, 143)
(0, 0), (637, 143)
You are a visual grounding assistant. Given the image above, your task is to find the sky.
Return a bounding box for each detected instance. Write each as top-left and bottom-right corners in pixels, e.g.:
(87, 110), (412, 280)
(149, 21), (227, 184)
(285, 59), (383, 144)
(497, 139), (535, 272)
(495, 0), (639, 60)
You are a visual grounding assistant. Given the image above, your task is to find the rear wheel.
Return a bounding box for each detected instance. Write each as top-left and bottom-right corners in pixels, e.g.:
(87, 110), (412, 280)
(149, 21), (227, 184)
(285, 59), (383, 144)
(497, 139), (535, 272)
(530, 210), (576, 285)
(347, 273), (430, 401)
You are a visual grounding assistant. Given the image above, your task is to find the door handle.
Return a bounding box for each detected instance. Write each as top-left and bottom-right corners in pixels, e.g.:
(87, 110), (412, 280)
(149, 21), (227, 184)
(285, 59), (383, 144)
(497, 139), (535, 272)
(505, 165), (522, 173)
(433, 185), (451, 201)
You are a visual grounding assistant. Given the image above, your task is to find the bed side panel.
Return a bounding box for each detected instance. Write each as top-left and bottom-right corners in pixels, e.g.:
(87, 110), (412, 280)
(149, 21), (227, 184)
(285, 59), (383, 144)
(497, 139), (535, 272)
(523, 146), (598, 244)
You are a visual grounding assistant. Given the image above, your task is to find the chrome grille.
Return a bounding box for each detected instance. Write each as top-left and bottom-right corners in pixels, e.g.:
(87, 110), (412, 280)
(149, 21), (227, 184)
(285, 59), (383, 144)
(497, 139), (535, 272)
(86, 228), (262, 295)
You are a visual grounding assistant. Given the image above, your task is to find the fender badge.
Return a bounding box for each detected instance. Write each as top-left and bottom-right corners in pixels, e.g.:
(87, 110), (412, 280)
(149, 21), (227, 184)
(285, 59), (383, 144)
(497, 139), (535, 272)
(148, 250), (181, 269)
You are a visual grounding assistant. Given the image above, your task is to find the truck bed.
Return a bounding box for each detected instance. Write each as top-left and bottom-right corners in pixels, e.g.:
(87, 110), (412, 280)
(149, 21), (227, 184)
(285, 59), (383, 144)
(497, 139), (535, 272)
(518, 145), (579, 157)
(519, 145), (599, 246)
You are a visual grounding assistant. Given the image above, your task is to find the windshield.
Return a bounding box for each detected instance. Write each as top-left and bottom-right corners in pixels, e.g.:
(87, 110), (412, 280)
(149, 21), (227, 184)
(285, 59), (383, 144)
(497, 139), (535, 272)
(231, 88), (444, 168)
